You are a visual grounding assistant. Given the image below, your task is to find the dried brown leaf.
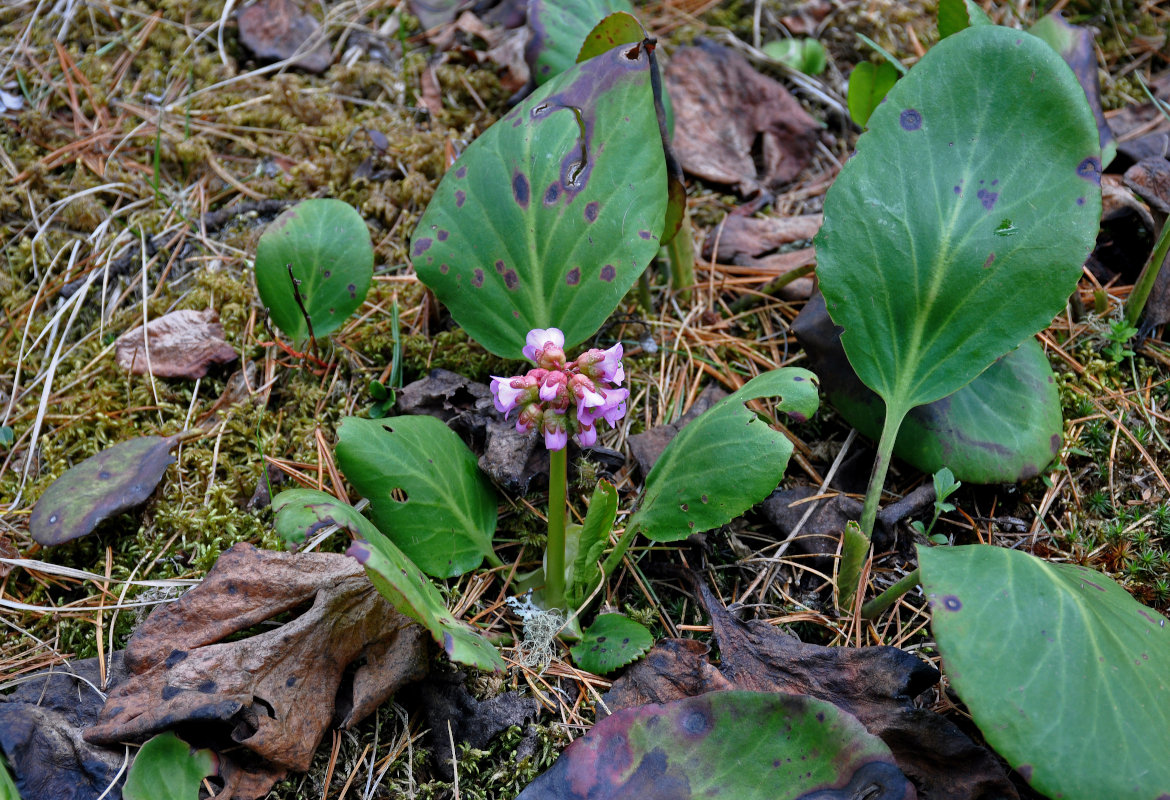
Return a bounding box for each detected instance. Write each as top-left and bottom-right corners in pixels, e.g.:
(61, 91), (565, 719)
(115, 308), (237, 380)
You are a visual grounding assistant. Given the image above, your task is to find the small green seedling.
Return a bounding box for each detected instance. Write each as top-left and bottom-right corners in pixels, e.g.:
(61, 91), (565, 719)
(908, 467), (961, 542)
(762, 38), (827, 75)
(123, 732), (215, 800)
(254, 198), (373, 343)
(1102, 318), (1139, 362)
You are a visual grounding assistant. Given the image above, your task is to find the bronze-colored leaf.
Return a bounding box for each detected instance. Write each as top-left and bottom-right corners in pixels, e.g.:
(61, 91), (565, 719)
(236, 0), (332, 73)
(115, 308), (237, 380)
(664, 40), (820, 195)
(85, 543), (429, 773)
(29, 435), (180, 546)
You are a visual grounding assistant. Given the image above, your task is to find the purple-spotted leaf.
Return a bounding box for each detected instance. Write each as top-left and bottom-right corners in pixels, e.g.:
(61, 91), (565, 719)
(30, 435), (179, 545)
(412, 43), (667, 357)
(272, 488), (505, 672)
(254, 199), (373, 343)
(817, 25), (1102, 441)
(526, 0), (635, 86)
(630, 368), (819, 543)
(920, 545), (1170, 799)
(516, 691), (914, 799)
(571, 613), (653, 675)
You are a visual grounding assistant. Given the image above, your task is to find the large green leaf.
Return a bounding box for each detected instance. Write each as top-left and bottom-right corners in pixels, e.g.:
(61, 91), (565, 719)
(526, 0), (635, 86)
(335, 416), (497, 578)
(272, 489), (505, 672)
(516, 691), (913, 799)
(817, 25), (1102, 429)
(631, 369), (819, 542)
(793, 295), (1062, 483)
(123, 732), (215, 800)
(254, 199), (373, 342)
(919, 544), (1170, 799)
(412, 43), (667, 357)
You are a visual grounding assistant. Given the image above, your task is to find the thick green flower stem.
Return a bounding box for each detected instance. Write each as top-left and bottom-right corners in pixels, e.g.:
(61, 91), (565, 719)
(667, 211), (696, 303)
(545, 447), (568, 610)
(860, 567), (921, 619)
(1125, 217), (1170, 329)
(859, 404), (910, 538)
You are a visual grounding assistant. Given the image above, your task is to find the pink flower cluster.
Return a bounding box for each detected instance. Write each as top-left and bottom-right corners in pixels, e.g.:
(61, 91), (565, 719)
(490, 328), (629, 450)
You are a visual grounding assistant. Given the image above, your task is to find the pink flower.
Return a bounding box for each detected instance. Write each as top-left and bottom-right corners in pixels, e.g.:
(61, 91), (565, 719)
(490, 375), (527, 417)
(578, 387), (629, 427)
(539, 371), (567, 402)
(576, 423), (598, 447)
(577, 343), (624, 385)
(523, 328), (565, 366)
(542, 411), (568, 450)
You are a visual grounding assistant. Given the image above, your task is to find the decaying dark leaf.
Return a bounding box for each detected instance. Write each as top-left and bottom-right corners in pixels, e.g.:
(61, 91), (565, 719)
(696, 581), (1019, 800)
(29, 435), (180, 546)
(664, 40), (820, 195)
(237, 0), (332, 73)
(0, 536), (17, 578)
(115, 308), (237, 380)
(600, 638), (731, 709)
(0, 654), (129, 800)
(85, 543), (429, 777)
(1124, 156), (1170, 214)
(417, 670), (540, 780)
(627, 383), (727, 478)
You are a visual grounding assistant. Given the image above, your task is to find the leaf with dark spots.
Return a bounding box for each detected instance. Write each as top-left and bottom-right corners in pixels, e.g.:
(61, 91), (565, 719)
(0, 653), (130, 800)
(85, 543), (430, 773)
(920, 545), (1170, 799)
(792, 293), (1063, 484)
(517, 691), (914, 800)
(412, 42), (666, 356)
(575, 11), (646, 64)
(30, 435), (180, 545)
(571, 613), (653, 675)
(665, 40), (820, 194)
(115, 308), (237, 380)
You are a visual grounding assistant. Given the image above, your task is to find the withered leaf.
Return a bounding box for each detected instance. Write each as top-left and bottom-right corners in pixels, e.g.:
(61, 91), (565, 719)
(704, 213), (822, 262)
(115, 308), (238, 380)
(0, 654), (128, 800)
(236, 0), (332, 73)
(86, 543), (429, 774)
(664, 40), (820, 195)
(30, 435), (179, 546)
(692, 581), (1019, 800)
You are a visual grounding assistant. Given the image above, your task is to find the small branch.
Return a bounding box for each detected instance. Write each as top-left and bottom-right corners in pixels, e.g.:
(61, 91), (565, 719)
(861, 567), (921, 619)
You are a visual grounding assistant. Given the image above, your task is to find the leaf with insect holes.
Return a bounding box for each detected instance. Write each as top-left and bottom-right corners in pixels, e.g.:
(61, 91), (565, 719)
(920, 544), (1170, 799)
(272, 489), (505, 672)
(516, 691), (913, 799)
(630, 368), (819, 543)
(335, 416), (498, 578)
(412, 42), (667, 357)
(817, 25), (1101, 435)
(123, 732), (215, 800)
(254, 199), (373, 342)
(571, 613), (653, 675)
(30, 435), (179, 546)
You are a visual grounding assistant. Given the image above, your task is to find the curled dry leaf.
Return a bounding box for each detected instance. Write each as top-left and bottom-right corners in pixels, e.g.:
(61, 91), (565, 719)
(664, 40), (820, 195)
(115, 308), (237, 380)
(85, 543), (429, 777)
(236, 0), (332, 73)
(30, 435), (180, 546)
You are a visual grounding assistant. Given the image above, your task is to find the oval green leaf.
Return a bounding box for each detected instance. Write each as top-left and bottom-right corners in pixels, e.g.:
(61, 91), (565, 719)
(631, 368), (819, 542)
(576, 11), (645, 64)
(272, 488), (505, 672)
(335, 416), (498, 578)
(526, 0), (635, 85)
(254, 199), (373, 342)
(412, 43), (667, 357)
(818, 25), (1102, 424)
(919, 544), (1170, 799)
(123, 732), (215, 800)
(846, 60), (899, 128)
(937, 0), (991, 40)
(516, 691), (913, 799)
(571, 613), (653, 675)
(793, 295), (1062, 483)
(30, 435), (177, 546)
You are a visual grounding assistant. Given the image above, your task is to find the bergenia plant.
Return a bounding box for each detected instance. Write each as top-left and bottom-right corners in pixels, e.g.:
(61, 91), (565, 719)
(491, 327), (628, 612)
